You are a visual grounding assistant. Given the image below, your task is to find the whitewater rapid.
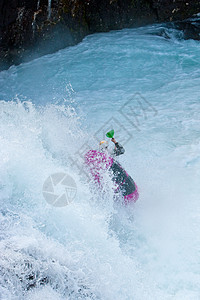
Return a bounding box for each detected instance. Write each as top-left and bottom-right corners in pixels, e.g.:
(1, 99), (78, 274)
(0, 24), (200, 299)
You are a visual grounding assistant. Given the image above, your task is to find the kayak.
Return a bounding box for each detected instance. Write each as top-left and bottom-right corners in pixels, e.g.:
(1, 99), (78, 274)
(84, 150), (139, 204)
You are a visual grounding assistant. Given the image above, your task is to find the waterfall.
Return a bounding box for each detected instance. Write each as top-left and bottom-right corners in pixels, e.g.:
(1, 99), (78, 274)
(32, 8), (42, 38)
(32, 12), (37, 37)
(1, 22), (200, 300)
(37, 0), (40, 10)
(16, 7), (25, 27)
(47, 0), (52, 19)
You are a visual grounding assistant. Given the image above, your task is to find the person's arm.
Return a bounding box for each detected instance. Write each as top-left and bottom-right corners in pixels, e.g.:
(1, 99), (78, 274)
(111, 138), (125, 156)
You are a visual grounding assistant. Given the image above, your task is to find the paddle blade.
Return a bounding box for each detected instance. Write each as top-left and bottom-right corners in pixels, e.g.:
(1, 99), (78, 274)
(106, 129), (114, 139)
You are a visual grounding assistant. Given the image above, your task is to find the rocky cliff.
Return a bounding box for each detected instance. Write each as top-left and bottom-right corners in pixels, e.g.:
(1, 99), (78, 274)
(0, 0), (200, 70)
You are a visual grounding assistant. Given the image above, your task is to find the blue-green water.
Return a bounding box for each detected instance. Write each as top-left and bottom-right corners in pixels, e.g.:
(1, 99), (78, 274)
(0, 24), (200, 299)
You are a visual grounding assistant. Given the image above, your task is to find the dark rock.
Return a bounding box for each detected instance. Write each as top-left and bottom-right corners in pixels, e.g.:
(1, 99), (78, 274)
(171, 18), (200, 40)
(148, 17), (200, 41)
(151, 0), (200, 22)
(0, 0), (200, 70)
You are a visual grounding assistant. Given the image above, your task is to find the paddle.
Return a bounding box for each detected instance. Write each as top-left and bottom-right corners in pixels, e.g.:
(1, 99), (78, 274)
(106, 129), (114, 139)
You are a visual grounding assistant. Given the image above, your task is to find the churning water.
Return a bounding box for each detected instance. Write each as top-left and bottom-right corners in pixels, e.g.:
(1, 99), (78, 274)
(0, 23), (200, 299)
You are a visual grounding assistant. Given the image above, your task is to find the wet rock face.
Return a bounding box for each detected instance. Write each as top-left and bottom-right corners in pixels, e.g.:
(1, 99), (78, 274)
(0, 0), (200, 69)
(172, 18), (200, 40)
(151, 0), (200, 22)
(83, 0), (156, 31)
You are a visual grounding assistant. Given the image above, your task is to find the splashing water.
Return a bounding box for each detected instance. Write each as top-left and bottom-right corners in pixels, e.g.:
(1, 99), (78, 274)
(0, 24), (200, 299)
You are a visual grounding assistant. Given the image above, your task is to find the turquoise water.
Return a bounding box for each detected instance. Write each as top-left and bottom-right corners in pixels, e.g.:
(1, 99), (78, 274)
(0, 24), (200, 299)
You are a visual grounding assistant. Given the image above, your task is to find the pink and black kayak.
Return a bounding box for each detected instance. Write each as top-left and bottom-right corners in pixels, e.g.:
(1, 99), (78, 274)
(84, 150), (139, 204)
